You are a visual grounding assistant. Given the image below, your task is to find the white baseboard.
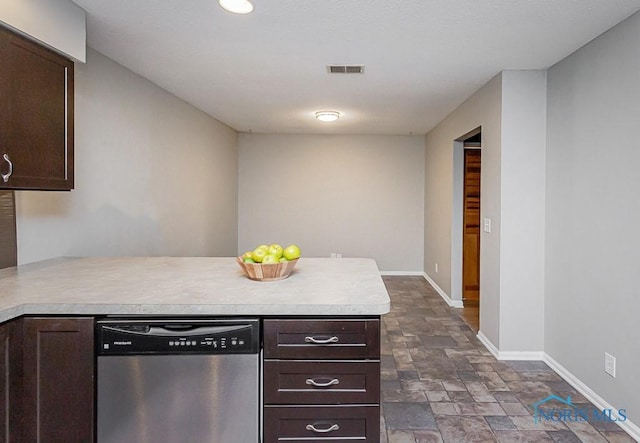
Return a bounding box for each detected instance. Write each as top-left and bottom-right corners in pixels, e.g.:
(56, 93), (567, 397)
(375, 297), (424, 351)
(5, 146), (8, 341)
(476, 332), (545, 361)
(380, 271), (425, 276)
(474, 335), (640, 440)
(422, 273), (464, 308)
(543, 354), (640, 441)
(476, 331), (499, 358)
(499, 351), (546, 361)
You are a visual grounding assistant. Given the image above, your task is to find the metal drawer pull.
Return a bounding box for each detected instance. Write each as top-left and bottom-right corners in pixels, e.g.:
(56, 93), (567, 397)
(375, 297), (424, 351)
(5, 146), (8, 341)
(306, 424), (340, 433)
(304, 336), (339, 344)
(306, 378), (340, 387)
(1, 154), (12, 183)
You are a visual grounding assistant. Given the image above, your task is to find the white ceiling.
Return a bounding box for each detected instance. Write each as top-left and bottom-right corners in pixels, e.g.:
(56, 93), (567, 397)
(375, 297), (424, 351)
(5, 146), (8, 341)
(71, 0), (640, 135)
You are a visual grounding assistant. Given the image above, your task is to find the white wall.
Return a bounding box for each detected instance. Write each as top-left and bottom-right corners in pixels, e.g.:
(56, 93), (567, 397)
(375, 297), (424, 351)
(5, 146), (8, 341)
(545, 11), (640, 425)
(0, 0), (86, 62)
(15, 48), (238, 263)
(499, 71), (547, 353)
(238, 134), (424, 272)
(424, 74), (503, 346)
(425, 71), (547, 353)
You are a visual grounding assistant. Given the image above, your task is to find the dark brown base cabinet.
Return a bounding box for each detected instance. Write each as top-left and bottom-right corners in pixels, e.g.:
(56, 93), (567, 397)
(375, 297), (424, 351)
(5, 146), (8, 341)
(263, 318), (381, 442)
(0, 317), (94, 443)
(0, 319), (22, 441)
(3, 315), (382, 441)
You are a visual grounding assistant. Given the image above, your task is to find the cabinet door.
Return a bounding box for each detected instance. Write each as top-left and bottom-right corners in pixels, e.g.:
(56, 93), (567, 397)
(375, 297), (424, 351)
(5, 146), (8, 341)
(0, 319), (23, 443)
(0, 27), (74, 190)
(22, 317), (94, 443)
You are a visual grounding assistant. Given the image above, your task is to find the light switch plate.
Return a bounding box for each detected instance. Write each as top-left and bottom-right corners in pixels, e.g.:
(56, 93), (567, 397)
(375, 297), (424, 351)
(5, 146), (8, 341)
(605, 352), (616, 377)
(483, 218), (491, 233)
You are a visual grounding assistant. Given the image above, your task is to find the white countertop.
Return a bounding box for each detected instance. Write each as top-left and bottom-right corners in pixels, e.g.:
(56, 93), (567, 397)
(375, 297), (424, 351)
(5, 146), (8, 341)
(0, 257), (391, 322)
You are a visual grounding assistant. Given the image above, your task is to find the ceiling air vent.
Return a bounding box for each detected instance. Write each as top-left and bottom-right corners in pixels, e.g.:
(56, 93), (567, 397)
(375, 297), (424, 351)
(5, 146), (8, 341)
(327, 65), (365, 74)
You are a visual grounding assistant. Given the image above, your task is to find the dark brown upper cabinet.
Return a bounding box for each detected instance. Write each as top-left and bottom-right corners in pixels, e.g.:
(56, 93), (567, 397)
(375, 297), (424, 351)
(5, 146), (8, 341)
(0, 26), (74, 191)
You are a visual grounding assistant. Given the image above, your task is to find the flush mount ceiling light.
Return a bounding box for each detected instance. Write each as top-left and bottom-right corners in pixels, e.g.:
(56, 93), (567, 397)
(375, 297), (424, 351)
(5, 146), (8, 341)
(218, 0), (254, 14)
(315, 111), (340, 122)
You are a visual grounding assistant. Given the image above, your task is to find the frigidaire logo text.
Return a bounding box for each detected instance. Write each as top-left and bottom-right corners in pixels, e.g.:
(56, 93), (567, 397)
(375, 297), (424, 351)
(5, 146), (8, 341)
(533, 395), (627, 424)
(114, 341), (132, 345)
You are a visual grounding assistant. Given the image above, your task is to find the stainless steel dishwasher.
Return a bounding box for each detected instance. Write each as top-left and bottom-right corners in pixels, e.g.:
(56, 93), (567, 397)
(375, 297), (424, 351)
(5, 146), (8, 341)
(96, 318), (260, 443)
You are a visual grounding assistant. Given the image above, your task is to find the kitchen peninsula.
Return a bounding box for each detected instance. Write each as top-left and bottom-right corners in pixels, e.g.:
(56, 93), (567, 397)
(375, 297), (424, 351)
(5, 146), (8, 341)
(0, 257), (390, 442)
(0, 257), (390, 320)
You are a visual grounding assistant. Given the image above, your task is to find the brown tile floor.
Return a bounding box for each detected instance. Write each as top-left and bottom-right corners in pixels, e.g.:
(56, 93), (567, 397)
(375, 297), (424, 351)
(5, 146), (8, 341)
(380, 276), (635, 443)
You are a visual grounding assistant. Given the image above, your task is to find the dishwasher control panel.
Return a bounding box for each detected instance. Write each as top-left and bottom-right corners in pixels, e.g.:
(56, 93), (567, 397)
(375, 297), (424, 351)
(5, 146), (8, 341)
(96, 319), (260, 355)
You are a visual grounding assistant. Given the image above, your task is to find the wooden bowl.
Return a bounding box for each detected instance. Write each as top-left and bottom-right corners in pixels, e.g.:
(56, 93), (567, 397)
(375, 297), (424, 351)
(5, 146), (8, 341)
(236, 257), (299, 281)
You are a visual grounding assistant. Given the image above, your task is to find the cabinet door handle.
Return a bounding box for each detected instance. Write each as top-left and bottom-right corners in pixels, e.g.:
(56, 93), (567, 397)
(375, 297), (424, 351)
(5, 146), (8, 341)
(1, 154), (12, 183)
(304, 336), (339, 344)
(306, 377), (340, 387)
(305, 423), (340, 433)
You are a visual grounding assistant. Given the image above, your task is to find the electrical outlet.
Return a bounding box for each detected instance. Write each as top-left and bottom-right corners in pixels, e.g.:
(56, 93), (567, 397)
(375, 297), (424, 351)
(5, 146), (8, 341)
(435, 263), (439, 273)
(330, 253), (336, 259)
(604, 352), (616, 378)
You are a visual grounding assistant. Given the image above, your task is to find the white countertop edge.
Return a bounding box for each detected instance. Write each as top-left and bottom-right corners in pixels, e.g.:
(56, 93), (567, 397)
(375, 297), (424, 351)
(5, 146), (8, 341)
(1, 301), (390, 323)
(0, 306), (25, 324)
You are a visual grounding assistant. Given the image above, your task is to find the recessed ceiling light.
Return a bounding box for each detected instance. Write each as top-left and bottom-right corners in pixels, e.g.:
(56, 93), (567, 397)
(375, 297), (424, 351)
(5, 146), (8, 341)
(315, 111), (340, 122)
(218, 0), (254, 14)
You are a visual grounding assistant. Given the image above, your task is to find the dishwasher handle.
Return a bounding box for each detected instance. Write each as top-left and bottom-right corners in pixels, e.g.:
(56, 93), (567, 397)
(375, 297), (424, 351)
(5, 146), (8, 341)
(102, 324), (252, 337)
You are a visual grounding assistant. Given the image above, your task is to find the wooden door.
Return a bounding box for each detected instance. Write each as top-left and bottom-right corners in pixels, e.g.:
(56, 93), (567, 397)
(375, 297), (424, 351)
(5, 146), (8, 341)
(462, 149), (481, 305)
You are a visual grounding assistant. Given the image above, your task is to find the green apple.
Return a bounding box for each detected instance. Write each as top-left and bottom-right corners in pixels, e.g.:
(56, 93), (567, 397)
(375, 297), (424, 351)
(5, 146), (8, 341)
(268, 244), (284, 260)
(241, 251), (253, 260)
(251, 247), (267, 263)
(262, 254), (279, 264)
(278, 257), (288, 263)
(256, 244), (269, 251)
(243, 257), (255, 263)
(283, 244), (301, 260)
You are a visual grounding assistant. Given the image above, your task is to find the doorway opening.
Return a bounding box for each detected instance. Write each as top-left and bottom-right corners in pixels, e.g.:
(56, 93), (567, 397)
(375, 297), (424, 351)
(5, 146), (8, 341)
(455, 128), (481, 331)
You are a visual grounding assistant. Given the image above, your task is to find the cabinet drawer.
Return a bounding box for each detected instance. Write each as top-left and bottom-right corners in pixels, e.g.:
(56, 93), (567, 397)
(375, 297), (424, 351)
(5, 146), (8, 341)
(264, 360), (380, 404)
(263, 319), (380, 359)
(264, 405), (379, 443)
